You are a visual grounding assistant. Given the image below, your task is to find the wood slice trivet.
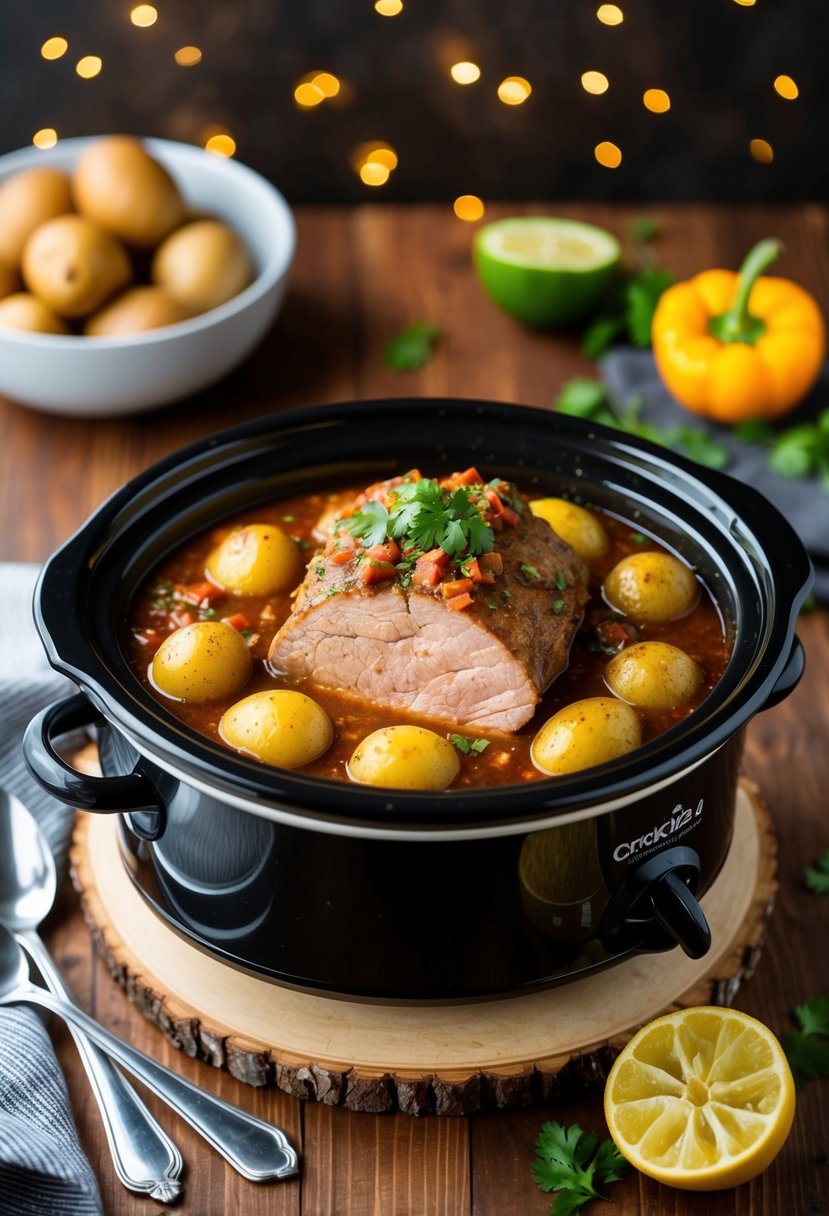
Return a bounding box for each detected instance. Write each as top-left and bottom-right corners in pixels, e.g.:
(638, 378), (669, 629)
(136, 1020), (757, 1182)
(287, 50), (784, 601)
(69, 776), (777, 1117)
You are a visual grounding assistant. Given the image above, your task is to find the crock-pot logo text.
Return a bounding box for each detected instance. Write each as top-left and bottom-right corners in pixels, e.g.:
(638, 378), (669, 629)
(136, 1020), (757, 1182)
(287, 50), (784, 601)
(613, 800), (704, 862)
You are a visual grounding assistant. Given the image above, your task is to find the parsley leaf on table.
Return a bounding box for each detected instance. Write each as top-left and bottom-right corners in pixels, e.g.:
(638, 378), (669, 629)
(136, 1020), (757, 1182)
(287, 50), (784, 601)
(625, 266), (676, 348)
(782, 998), (829, 1088)
(579, 217), (674, 357)
(384, 323), (443, 372)
(804, 850), (829, 895)
(554, 377), (730, 471)
(532, 1121), (628, 1216)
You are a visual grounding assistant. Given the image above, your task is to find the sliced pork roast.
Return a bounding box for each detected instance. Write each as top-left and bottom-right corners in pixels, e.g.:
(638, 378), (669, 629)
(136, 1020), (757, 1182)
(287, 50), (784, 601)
(269, 470), (589, 733)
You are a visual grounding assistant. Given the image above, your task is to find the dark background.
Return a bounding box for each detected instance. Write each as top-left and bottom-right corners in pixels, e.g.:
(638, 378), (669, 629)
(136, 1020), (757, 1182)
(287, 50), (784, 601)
(2, 0), (825, 203)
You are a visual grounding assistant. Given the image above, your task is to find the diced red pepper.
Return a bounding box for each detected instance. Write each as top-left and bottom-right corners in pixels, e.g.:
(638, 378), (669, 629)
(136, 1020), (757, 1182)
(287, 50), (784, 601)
(174, 580), (225, 607)
(446, 592), (474, 611)
(441, 577), (474, 599)
(442, 467), (484, 489)
(330, 548), (356, 566)
(222, 612), (250, 631)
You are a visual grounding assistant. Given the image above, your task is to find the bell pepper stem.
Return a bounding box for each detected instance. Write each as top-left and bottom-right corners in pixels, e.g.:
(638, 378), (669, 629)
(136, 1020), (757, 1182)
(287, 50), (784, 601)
(708, 237), (784, 345)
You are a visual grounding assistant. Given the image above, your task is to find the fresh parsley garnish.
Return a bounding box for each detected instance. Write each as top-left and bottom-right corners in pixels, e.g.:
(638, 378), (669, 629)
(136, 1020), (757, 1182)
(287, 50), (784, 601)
(782, 998), (829, 1089)
(555, 569), (567, 591)
(520, 563), (541, 580)
(384, 323), (443, 372)
(552, 598), (565, 614)
(337, 477), (495, 559)
(483, 596), (499, 610)
(629, 531), (647, 544)
(805, 849), (829, 895)
(315, 565), (326, 578)
(449, 734), (490, 756)
(555, 378), (730, 471)
(531, 1121), (628, 1216)
(580, 218), (674, 358)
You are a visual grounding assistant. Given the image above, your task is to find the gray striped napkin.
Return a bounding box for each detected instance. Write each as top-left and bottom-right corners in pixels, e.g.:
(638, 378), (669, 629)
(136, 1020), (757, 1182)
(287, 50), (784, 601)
(0, 563), (102, 1215)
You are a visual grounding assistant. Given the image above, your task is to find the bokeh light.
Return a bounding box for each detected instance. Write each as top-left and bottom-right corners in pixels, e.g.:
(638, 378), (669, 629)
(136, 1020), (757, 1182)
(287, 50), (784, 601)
(749, 138), (774, 164)
(375, 0), (403, 14)
(732, 0), (756, 6)
(33, 128), (58, 149)
(453, 195), (485, 222)
(581, 71), (609, 95)
(774, 74), (799, 100)
(76, 56), (103, 79)
(360, 162), (390, 186)
(175, 45), (202, 66)
(130, 5), (158, 27)
(450, 62), (481, 85)
(294, 81), (325, 108)
(595, 141), (622, 168)
(643, 88), (671, 113)
(497, 77), (532, 105)
(202, 128), (236, 157)
(352, 142), (398, 184)
(40, 37), (68, 61)
(597, 4), (624, 24)
(313, 72), (340, 97)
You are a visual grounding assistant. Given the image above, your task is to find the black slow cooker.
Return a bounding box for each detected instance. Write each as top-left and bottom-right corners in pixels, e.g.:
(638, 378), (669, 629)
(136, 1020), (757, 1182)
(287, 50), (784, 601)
(23, 400), (811, 1001)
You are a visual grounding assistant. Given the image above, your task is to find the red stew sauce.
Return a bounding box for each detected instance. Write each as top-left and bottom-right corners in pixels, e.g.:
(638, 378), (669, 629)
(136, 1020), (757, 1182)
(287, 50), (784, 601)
(127, 486), (730, 789)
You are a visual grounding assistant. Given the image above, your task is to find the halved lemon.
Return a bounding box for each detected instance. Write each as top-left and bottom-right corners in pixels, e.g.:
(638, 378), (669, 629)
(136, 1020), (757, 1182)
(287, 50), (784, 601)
(472, 217), (620, 328)
(604, 1007), (795, 1191)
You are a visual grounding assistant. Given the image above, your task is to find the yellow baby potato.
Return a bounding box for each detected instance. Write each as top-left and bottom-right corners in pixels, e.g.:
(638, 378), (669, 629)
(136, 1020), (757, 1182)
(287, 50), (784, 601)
(603, 551), (699, 623)
(151, 621), (252, 702)
(206, 524), (302, 596)
(531, 696), (641, 776)
(219, 690), (333, 768)
(530, 497), (609, 561)
(605, 641), (703, 710)
(348, 726), (461, 790)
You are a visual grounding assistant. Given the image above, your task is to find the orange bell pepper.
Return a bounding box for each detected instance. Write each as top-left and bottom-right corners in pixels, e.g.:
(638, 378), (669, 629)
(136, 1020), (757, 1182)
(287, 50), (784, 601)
(652, 238), (825, 424)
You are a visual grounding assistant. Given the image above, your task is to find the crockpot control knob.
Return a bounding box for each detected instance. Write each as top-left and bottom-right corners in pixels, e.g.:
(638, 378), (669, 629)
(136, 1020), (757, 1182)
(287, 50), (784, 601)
(649, 868), (711, 959)
(600, 846), (711, 960)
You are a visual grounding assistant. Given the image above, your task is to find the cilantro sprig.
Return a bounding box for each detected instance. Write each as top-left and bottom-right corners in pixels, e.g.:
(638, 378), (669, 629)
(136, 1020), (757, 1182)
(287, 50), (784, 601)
(782, 998), (829, 1089)
(555, 377), (729, 470)
(532, 1121), (628, 1216)
(384, 323), (443, 372)
(337, 476), (495, 559)
(581, 217), (674, 358)
(804, 849), (829, 895)
(734, 409), (829, 495)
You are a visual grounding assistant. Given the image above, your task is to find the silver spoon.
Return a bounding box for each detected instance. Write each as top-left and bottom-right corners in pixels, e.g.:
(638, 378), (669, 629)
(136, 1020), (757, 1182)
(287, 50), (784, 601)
(0, 789), (183, 1202)
(0, 922), (299, 1182)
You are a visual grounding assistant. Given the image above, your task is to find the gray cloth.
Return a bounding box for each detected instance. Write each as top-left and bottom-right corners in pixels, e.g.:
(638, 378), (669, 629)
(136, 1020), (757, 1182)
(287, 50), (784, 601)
(601, 349), (829, 601)
(0, 563), (102, 1215)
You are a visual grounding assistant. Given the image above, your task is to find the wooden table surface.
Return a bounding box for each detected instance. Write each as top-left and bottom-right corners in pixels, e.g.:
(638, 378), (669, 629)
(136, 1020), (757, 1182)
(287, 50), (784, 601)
(1, 202), (828, 1216)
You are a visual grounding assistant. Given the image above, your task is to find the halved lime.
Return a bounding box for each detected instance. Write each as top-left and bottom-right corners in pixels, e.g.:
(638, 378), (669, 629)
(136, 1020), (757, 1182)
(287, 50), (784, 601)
(473, 217), (620, 328)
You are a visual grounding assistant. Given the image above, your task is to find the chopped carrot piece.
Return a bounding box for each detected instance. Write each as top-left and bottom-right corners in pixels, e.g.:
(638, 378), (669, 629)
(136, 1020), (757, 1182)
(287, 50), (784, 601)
(421, 548), (450, 570)
(480, 552), (503, 575)
(331, 548), (356, 565)
(413, 560), (442, 588)
(365, 540), (401, 565)
(499, 503), (520, 528)
(447, 592), (474, 611)
(222, 612), (250, 631)
(443, 467), (484, 489)
(359, 561), (397, 586)
(441, 577), (474, 598)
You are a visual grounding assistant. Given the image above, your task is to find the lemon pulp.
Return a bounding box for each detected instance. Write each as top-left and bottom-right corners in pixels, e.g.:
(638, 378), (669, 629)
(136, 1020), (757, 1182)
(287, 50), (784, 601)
(604, 1006), (795, 1191)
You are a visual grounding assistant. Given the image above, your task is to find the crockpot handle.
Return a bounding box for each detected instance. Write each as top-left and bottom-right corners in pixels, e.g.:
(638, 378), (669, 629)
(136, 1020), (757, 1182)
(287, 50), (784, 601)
(762, 635), (805, 711)
(23, 692), (162, 820)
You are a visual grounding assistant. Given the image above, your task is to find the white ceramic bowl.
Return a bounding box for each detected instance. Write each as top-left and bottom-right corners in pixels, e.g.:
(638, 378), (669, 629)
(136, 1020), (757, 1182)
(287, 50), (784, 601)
(0, 137), (296, 417)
